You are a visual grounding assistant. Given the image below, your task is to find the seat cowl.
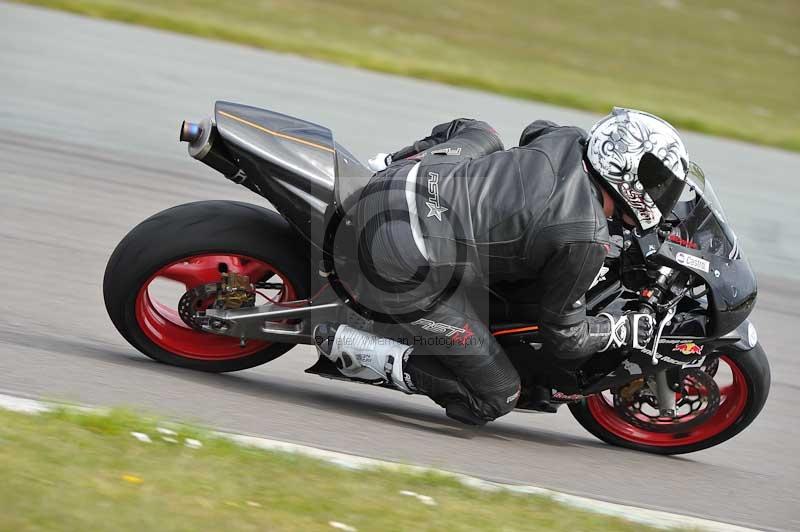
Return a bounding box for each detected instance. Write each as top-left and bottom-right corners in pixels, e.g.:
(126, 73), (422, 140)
(213, 101), (373, 251)
(215, 100), (336, 187)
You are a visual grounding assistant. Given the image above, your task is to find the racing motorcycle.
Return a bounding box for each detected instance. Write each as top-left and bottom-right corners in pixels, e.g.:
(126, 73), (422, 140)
(103, 101), (770, 454)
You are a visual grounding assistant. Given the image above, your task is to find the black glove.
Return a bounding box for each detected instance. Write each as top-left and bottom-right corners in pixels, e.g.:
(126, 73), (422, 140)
(598, 312), (655, 352)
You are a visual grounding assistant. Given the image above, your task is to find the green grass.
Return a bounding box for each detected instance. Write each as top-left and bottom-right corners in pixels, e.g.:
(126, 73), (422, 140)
(0, 407), (665, 531)
(13, 1), (800, 151)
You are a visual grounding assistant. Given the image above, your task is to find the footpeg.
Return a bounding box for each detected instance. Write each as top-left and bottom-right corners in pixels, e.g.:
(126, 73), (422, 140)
(528, 386), (559, 413)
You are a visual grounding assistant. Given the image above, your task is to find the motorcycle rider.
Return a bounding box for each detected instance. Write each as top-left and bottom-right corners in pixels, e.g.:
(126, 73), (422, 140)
(315, 107), (689, 425)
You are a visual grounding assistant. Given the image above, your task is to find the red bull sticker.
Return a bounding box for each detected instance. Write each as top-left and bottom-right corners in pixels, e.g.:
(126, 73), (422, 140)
(673, 342), (704, 355)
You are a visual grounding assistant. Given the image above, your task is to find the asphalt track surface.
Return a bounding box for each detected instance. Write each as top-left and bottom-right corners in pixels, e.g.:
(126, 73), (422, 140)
(2, 3), (799, 530)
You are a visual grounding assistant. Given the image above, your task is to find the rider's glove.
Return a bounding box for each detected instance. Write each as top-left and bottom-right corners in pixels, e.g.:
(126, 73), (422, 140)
(598, 312), (655, 352)
(367, 152), (392, 173)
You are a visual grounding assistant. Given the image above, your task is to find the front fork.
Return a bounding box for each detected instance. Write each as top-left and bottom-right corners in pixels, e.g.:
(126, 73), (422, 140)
(629, 266), (682, 417)
(652, 370), (677, 417)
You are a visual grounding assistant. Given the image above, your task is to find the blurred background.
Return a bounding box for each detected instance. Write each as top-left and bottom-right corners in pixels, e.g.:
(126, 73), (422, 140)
(13, 0), (800, 150)
(1, 1), (799, 530)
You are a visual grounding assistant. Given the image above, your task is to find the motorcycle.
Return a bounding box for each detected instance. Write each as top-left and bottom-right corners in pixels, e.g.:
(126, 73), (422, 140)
(103, 101), (770, 454)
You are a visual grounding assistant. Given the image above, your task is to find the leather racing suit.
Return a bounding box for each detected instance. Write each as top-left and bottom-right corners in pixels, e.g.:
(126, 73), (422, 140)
(354, 118), (616, 424)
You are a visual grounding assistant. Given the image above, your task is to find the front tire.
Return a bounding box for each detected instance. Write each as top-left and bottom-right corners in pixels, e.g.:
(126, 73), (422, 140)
(569, 345), (771, 454)
(104, 201), (310, 372)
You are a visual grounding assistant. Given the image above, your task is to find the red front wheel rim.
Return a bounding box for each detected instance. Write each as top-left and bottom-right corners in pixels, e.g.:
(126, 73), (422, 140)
(587, 356), (749, 447)
(134, 254), (296, 361)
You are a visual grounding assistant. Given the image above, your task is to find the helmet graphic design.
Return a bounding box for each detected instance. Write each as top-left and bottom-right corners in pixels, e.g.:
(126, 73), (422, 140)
(587, 107), (689, 229)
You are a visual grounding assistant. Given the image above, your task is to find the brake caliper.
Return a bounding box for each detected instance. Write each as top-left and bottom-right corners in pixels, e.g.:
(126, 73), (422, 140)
(178, 272), (255, 329)
(618, 378), (646, 403)
(214, 272), (256, 310)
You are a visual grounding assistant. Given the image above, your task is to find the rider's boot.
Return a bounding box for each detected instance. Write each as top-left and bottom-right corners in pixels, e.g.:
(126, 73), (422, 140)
(313, 324), (414, 393)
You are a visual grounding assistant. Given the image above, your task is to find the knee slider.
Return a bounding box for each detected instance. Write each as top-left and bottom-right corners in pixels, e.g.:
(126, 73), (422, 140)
(484, 378), (521, 419)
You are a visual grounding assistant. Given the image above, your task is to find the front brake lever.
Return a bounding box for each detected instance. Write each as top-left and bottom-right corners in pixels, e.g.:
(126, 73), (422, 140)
(645, 306), (677, 365)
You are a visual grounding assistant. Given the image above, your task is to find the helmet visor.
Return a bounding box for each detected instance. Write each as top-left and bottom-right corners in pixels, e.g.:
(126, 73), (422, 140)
(637, 152), (687, 221)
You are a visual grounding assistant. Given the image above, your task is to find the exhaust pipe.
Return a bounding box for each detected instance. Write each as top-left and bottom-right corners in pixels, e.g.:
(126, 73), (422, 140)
(179, 121), (203, 143)
(179, 117), (242, 180)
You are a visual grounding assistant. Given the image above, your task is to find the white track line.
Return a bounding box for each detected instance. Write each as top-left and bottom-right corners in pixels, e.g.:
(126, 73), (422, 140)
(0, 393), (755, 532)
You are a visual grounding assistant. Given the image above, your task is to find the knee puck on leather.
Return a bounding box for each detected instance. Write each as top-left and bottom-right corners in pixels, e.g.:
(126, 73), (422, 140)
(445, 402), (488, 426)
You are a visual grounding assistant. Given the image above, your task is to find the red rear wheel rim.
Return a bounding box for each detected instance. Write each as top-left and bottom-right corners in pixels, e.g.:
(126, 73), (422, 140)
(134, 254), (296, 361)
(587, 356), (748, 447)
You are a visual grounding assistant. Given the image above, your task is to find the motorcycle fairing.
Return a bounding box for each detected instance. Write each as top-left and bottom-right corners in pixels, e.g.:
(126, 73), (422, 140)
(214, 101), (336, 248)
(651, 241), (757, 337)
(334, 147), (372, 213)
(644, 161), (756, 337)
(214, 101), (373, 254)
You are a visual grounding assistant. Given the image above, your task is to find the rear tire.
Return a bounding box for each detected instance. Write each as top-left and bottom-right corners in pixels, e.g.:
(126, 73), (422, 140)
(569, 344), (770, 454)
(103, 201), (310, 372)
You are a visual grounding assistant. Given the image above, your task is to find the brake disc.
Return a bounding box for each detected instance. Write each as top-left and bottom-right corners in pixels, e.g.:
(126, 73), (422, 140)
(613, 369), (721, 433)
(178, 282), (218, 330)
(702, 356), (720, 378)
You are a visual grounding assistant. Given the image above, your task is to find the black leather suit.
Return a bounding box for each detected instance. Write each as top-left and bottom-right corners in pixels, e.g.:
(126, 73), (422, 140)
(355, 119), (615, 423)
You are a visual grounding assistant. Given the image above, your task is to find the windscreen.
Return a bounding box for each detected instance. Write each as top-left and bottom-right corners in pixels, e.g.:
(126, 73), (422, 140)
(669, 162), (740, 260)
